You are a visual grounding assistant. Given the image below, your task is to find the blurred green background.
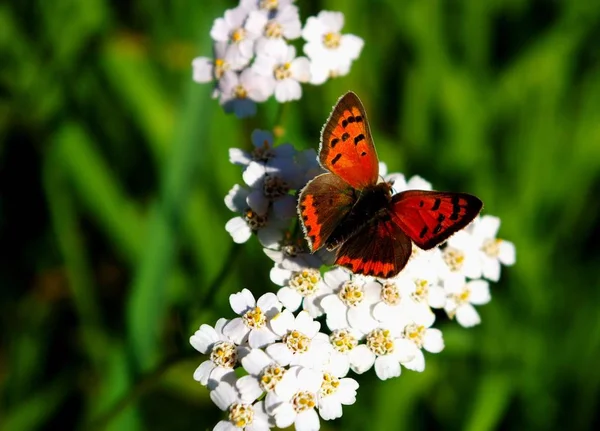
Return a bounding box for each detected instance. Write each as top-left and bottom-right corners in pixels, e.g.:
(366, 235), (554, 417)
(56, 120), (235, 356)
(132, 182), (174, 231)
(2, 0), (600, 430)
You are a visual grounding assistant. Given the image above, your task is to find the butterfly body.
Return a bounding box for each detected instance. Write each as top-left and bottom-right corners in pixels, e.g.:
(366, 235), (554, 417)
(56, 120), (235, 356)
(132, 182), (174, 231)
(298, 92), (483, 278)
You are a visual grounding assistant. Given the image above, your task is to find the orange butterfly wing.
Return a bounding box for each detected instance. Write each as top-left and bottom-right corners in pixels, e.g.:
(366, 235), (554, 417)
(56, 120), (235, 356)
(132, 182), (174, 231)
(319, 92), (379, 190)
(390, 190), (483, 250)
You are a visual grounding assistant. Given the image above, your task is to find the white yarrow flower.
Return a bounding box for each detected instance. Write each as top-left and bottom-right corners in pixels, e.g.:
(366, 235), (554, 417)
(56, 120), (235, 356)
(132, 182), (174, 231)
(271, 266), (333, 318)
(470, 215), (516, 281)
(270, 367), (322, 430)
(317, 372), (359, 421)
(237, 348), (288, 411)
(444, 278), (491, 327)
(223, 289), (282, 348)
(400, 322), (444, 372)
(246, 5), (302, 53)
(253, 40), (310, 102)
(302, 11), (363, 84)
(210, 6), (258, 67)
(229, 129), (296, 170)
(219, 70), (274, 118)
(211, 379), (272, 431)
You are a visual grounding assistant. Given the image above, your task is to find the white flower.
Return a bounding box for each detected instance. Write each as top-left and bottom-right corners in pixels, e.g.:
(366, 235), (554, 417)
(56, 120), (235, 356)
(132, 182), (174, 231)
(190, 318), (247, 389)
(320, 268), (380, 334)
(237, 348), (288, 410)
(317, 372), (359, 421)
(246, 5), (302, 53)
(192, 41), (249, 86)
(400, 322), (444, 372)
(243, 160), (303, 219)
(263, 244), (325, 272)
(210, 6), (258, 67)
(266, 310), (331, 370)
(302, 11), (363, 85)
(386, 173), (433, 193)
(438, 231), (484, 280)
(470, 215), (516, 282)
(223, 289), (282, 348)
(253, 40), (310, 102)
(219, 70), (274, 118)
(240, 0), (295, 12)
(211, 379), (272, 431)
(349, 328), (418, 380)
(323, 329), (364, 378)
(229, 129), (296, 170)
(444, 278), (491, 327)
(224, 184), (288, 247)
(270, 367), (322, 430)
(271, 267), (333, 318)
(372, 278), (436, 333)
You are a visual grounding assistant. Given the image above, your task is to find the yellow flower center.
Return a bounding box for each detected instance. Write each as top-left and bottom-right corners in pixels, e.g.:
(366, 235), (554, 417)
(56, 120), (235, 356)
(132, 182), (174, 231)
(323, 32), (341, 49)
(329, 329), (358, 353)
(243, 208), (268, 231)
(260, 0), (278, 10)
(366, 329), (394, 356)
(231, 28), (246, 43)
(412, 279), (429, 302)
(263, 175), (290, 199)
(260, 364), (286, 392)
(443, 247), (465, 272)
(233, 85), (248, 99)
(291, 390), (316, 413)
(381, 282), (401, 306)
(338, 281), (363, 307)
(210, 341), (237, 368)
(482, 238), (502, 258)
(214, 58), (229, 79)
(274, 62), (292, 80)
(289, 269), (321, 297)
(283, 330), (311, 354)
(403, 323), (426, 348)
(228, 403), (254, 428)
(319, 373), (340, 397)
(243, 306), (266, 329)
(265, 21), (283, 38)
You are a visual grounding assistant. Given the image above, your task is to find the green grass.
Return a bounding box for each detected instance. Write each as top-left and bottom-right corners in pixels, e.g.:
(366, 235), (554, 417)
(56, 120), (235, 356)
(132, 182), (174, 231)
(1, 0), (600, 430)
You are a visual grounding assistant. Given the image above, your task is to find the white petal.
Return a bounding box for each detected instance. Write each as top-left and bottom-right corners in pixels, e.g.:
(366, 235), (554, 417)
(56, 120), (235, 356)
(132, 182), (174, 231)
(257, 292), (282, 315)
(318, 10), (344, 32)
(323, 267), (350, 288)
(308, 58), (330, 85)
(243, 161), (267, 188)
(499, 240), (516, 265)
(298, 367), (323, 393)
(245, 10), (268, 34)
(291, 57), (311, 82)
(257, 227), (284, 248)
(266, 342), (293, 366)
(228, 148), (251, 166)
(230, 288), (256, 314)
(301, 16), (326, 42)
(277, 286), (303, 311)
(270, 309), (295, 335)
(468, 280), (491, 305)
(246, 190), (270, 216)
(193, 360), (215, 385)
(213, 420), (236, 431)
(295, 408), (320, 431)
(236, 375), (263, 403)
(210, 17), (231, 42)
(265, 391), (285, 415)
(340, 34), (364, 60)
(295, 310), (320, 338)
(392, 338), (418, 363)
(225, 217), (252, 244)
(374, 355), (401, 380)
(210, 381), (238, 411)
(423, 328), (444, 353)
(347, 305), (378, 334)
(189, 324), (220, 353)
(406, 175), (433, 191)
(337, 378), (359, 404)
(274, 402), (296, 429)
(403, 349), (425, 372)
(192, 57), (214, 83)
(274, 79), (301, 102)
(348, 344), (375, 374)
(326, 351), (350, 378)
(428, 285), (447, 308)
(318, 396), (342, 420)
(482, 256), (501, 282)
(249, 327), (279, 348)
(456, 303), (481, 327)
(241, 348), (274, 375)
(252, 54), (277, 77)
(222, 318), (250, 345)
(474, 215), (500, 239)
(224, 184), (249, 212)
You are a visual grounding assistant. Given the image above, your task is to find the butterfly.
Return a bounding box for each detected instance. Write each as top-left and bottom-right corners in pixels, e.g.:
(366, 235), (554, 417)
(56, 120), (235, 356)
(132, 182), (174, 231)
(297, 92), (483, 278)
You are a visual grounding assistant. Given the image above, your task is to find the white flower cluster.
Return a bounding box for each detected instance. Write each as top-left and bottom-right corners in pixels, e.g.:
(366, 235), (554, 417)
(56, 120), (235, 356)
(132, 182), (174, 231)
(193, 2), (364, 117)
(194, 135), (515, 430)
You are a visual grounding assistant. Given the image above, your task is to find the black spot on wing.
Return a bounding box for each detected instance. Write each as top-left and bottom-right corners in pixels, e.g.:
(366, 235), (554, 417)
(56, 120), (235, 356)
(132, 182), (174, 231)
(342, 119), (348, 128)
(342, 132), (350, 141)
(354, 134), (365, 145)
(331, 138), (339, 148)
(432, 198), (441, 211)
(355, 115), (363, 123)
(419, 226), (428, 238)
(331, 153), (342, 165)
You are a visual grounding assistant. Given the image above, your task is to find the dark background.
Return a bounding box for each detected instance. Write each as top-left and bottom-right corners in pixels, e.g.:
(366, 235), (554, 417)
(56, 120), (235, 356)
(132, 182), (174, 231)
(1, 0), (600, 429)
